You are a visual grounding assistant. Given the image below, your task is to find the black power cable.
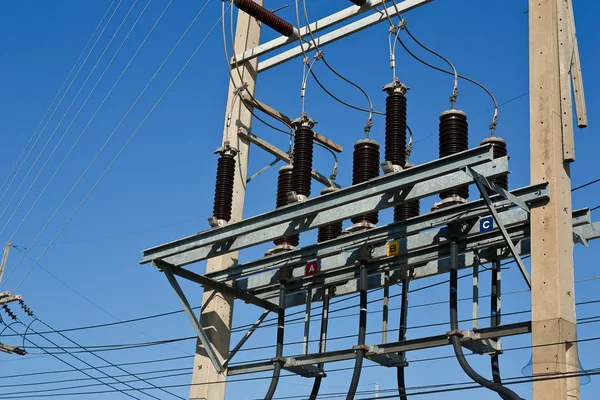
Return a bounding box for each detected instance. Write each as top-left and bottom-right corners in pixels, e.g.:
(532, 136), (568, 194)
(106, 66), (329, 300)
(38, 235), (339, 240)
(346, 263), (368, 399)
(448, 235), (522, 400)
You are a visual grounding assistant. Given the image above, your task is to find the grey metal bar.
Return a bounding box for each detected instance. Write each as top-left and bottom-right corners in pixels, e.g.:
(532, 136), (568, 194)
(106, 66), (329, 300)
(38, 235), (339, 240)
(469, 167), (532, 288)
(233, 184), (549, 291)
(223, 309), (270, 369)
(156, 260), (279, 313)
(303, 290), (312, 355)
(257, 0), (434, 72)
(160, 262), (224, 373)
(464, 167), (529, 212)
(573, 221), (600, 240)
(227, 322), (531, 376)
(141, 146), (497, 267)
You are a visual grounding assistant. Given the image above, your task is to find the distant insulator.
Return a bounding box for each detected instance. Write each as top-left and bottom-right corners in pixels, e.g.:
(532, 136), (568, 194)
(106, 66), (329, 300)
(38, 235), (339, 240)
(212, 147), (237, 223)
(351, 139), (380, 226)
(394, 163), (420, 222)
(384, 86), (408, 168)
(291, 118), (315, 199)
(480, 136), (509, 196)
(233, 0), (296, 37)
(318, 186), (343, 243)
(439, 109), (469, 201)
(274, 165), (299, 248)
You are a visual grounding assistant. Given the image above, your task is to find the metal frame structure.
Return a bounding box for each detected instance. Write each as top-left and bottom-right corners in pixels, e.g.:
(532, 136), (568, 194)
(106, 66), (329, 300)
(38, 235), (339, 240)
(140, 1), (591, 398)
(142, 148), (599, 377)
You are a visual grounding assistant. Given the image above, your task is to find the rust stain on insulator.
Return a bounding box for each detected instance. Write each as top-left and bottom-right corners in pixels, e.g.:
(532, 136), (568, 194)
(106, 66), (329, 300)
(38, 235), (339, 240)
(234, 0), (296, 37)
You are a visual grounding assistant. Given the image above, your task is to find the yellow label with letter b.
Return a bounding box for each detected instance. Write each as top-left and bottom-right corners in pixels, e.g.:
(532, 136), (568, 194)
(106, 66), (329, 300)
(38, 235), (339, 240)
(386, 240), (400, 256)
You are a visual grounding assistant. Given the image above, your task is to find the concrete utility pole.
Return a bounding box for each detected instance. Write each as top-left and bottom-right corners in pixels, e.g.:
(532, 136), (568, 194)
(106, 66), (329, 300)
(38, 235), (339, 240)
(189, 3), (263, 400)
(529, 1), (580, 399)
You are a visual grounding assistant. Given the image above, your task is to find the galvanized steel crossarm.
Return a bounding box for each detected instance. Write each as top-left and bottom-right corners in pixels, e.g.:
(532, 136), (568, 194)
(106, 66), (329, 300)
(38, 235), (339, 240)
(226, 321), (531, 376)
(233, 183), (548, 290)
(141, 145), (497, 266)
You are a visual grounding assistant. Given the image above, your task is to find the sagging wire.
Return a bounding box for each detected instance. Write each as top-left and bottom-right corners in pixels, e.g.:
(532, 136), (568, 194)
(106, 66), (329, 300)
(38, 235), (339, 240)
(295, 0), (378, 137)
(406, 124), (414, 162)
(315, 142), (339, 183)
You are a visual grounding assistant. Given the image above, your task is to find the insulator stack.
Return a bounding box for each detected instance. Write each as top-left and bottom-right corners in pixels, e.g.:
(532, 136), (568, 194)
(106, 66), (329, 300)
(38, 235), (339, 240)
(351, 139), (380, 227)
(211, 148), (237, 224)
(273, 165), (299, 248)
(480, 137), (508, 196)
(318, 186), (343, 243)
(291, 120), (315, 199)
(394, 163), (420, 222)
(384, 90), (408, 168)
(233, 0), (296, 37)
(439, 109), (469, 201)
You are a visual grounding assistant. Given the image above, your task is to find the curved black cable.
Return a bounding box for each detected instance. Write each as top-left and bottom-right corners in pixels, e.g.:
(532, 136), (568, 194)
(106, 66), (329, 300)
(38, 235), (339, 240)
(449, 236), (522, 400)
(346, 263), (368, 399)
(397, 279), (409, 400)
(264, 279), (287, 400)
(309, 290), (330, 400)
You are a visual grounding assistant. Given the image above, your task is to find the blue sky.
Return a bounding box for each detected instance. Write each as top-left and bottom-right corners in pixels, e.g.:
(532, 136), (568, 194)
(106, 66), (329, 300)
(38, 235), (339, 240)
(0, 0), (598, 399)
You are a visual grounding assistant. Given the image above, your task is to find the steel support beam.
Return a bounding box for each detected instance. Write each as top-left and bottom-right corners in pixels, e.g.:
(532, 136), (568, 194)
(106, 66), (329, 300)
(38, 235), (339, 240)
(257, 0), (434, 72)
(223, 309), (270, 369)
(227, 321), (531, 376)
(227, 183), (549, 286)
(248, 209), (591, 309)
(233, 0), (432, 67)
(141, 146), (500, 267)
(239, 95), (343, 153)
(237, 128), (336, 187)
(470, 167), (532, 288)
(160, 262), (224, 373)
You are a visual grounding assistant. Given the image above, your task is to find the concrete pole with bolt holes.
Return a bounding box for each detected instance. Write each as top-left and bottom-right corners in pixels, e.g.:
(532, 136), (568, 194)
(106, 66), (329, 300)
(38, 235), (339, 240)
(529, 0), (580, 399)
(189, 2), (263, 399)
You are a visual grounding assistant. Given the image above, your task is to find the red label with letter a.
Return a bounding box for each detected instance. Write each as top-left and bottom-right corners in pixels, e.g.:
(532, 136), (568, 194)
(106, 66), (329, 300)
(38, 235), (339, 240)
(305, 260), (318, 276)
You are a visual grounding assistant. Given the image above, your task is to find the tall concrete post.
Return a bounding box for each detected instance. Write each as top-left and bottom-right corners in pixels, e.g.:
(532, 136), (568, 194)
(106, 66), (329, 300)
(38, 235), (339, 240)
(529, 1), (579, 399)
(189, 2), (263, 399)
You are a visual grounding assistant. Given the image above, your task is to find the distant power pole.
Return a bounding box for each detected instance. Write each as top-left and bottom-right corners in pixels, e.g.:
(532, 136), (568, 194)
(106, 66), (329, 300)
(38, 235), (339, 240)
(529, 0), (585, 399)
(188, 2), (263, 400)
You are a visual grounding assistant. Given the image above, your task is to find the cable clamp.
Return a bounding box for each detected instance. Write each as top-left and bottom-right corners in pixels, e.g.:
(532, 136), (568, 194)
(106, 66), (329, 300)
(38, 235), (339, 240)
(398, 19), (407, 30)
(271, 357), (287, 365)
(446, 329), (464, 338)
(233, 82), (249, 97)
(314, 50), (324, 61)
(352, 344), (370, 353)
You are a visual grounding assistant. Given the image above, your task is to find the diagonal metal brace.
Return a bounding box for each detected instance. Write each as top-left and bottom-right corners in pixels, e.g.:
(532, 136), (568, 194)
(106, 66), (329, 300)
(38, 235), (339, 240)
(223, 309), (270, 369)
(470, 175), (532, 288)
(156, 261), (225, 373)
(464, 166), (530, 212)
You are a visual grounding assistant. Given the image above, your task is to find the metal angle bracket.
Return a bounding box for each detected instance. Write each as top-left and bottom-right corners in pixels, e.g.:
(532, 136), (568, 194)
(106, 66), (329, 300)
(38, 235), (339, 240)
(464, 166), (530, 212)
(282, 358), (323, 378)
(155, 261), (225, 374)
(449, 329), (502, 355)
(468, 168), (532, 288)
(366, 345), (408, 367)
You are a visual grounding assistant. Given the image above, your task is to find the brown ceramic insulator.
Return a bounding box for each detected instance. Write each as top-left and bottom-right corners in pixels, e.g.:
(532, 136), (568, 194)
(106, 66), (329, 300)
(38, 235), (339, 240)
(212, 152), (236, 221)
(274, 165), (299, 247)
(234, 0), (295, 37)
(291, 125), (314, 198)
(318, 186), (343, 242)
(385, 91), (407, 167)
(351, 139), (380, 226)
(480, 137), (509, 196)
(439, 109), (469, 200)
(394, 163), (420, 222)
